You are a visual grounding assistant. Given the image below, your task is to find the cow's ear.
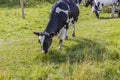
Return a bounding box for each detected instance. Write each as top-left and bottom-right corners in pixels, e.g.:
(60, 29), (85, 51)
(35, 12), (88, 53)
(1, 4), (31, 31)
(49, 32), (54, 38)
(33, 32), (42, 36)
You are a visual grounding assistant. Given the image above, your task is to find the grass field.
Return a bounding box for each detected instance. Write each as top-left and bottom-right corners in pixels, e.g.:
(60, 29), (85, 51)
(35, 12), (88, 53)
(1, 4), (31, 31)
(0, 2), (120, 80)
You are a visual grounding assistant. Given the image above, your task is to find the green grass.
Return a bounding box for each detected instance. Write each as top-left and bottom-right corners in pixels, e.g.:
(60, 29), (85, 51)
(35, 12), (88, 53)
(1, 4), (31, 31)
(0, 3), (120, 80)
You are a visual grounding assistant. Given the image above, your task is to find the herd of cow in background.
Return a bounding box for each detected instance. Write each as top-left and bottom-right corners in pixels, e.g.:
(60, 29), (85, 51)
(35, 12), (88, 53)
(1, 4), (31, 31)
(85, 0), (120, 18)
(33, 0), (120, 53)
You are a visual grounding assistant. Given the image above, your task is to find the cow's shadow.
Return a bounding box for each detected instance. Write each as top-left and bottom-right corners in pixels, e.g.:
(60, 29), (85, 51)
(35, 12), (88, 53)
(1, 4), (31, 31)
(35, 38), (107, 64)
(99, 17), (112, 19)
(99, 16), (119, 19)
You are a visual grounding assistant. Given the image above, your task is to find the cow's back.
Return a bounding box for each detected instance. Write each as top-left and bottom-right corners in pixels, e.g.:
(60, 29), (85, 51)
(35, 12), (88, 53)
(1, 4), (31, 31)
(95, 0), (117, 7)
(45, 0), (69, 33)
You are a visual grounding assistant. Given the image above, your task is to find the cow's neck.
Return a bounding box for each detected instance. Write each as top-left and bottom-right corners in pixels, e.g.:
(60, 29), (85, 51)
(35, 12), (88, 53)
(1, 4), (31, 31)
(44, 20), (58, 35)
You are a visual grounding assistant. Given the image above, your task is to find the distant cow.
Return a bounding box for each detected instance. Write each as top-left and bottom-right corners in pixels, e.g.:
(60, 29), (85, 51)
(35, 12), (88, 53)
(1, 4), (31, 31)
(85, 0), (120, 18)
(34, 0), (82, 53)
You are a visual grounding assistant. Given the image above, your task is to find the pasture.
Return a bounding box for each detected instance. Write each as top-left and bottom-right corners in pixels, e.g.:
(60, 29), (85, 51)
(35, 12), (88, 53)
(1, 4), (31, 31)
(0, 2), (120, 80)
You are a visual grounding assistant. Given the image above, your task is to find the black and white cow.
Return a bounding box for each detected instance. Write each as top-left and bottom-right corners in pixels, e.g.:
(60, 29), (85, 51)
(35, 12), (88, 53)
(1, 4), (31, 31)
(85, 0), (120, 18)
(33, 0), (82, 53)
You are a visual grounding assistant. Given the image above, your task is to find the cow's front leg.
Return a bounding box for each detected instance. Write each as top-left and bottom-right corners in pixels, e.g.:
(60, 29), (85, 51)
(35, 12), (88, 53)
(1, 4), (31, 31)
(111, 4), (116, 18)
(94, 11), (100, 18)
(58, 27), (67, 50)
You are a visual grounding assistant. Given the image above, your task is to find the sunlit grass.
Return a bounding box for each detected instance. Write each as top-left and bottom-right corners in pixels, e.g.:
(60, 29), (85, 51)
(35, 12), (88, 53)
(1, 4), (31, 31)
(0, 3), (120, 80)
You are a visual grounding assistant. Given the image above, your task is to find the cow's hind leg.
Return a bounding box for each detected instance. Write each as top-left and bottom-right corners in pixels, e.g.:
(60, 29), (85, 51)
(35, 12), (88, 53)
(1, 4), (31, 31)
(72, 17), (78, 37)
(118, 3), (120, 17)
(65, 23), (69, 40)
(111, 4), (116, 18)
(65, 30), (68, 40)
(72, 21), (76, 37)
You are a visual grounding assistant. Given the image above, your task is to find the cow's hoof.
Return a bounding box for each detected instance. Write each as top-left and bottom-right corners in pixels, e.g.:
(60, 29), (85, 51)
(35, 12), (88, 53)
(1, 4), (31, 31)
(65, 36), (68, 40)
(72, 34), (75, 37)
(97, 16), (100, 19)
(59, 47), (62, 51)
(96, 15), (99, 19)
(118, 14), (120, 18)
(111, 14), (114, 18)
(94, 11), (99, 19)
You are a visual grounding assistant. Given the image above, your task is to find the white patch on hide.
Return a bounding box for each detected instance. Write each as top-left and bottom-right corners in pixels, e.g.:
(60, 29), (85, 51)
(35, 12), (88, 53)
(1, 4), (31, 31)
(58, 27), (67, 40)
(76, 2), (79, 7)
(39, 35), (45, 51)
(92, 0), (118, 12)
(69, 17), (74, 26)
(56, 7), (69, 15)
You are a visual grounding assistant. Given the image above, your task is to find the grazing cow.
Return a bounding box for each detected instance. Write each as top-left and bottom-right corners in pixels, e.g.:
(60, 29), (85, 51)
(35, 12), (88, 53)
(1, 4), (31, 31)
(33, 0), (82, 53)
(85, 0), (120, 18)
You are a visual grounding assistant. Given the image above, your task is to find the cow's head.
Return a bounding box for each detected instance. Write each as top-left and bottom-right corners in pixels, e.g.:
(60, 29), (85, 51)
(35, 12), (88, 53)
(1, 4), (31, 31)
(33, 32), (54, 53)
(85, 0), (94, 7)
